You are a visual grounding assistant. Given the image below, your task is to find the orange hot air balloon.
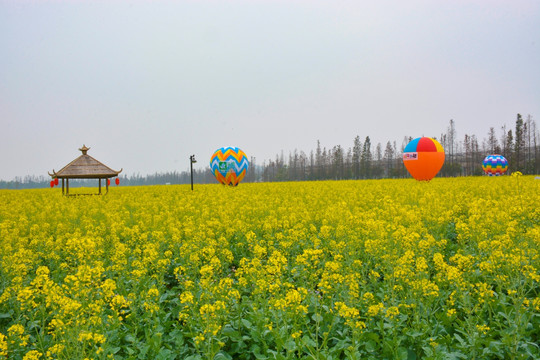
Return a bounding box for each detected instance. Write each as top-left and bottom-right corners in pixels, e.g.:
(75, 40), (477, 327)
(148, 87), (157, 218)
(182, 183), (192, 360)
(403, 137), (445, 181)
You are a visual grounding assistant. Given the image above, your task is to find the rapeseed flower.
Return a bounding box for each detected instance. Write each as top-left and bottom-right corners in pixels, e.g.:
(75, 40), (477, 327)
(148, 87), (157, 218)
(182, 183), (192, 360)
(22, 350), (41, 360)
(1, 177), (539, 358)
(0, 333), (7, 357)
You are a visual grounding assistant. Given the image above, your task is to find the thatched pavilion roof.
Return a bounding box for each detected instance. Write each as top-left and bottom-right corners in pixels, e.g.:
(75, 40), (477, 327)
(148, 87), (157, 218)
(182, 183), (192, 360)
(49, 145), (122, 179)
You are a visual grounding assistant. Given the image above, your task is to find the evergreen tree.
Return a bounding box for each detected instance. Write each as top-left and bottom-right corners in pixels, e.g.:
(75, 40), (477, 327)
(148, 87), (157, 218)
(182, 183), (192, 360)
(352, 136), (362, 179)
(514, 114), (525, 171)
(360, 136), (372, 178)
(384, 141), (394, 178)
(332, 145), (344, 179)
(373, 143), (383, 178)
(316, 140), (322, 180)
(505, 129), (514, 171)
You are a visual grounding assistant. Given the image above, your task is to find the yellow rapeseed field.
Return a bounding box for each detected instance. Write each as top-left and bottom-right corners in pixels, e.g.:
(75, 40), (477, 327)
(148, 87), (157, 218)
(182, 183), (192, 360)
(0, 176), (539, 359)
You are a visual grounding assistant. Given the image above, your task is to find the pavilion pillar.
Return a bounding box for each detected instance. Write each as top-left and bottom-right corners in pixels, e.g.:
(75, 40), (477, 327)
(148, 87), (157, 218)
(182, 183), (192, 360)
(62, 178), (65, 195)
(99, 178), (102, 195)
(66, 179), (69, 195)
(106, 178), (109, 194)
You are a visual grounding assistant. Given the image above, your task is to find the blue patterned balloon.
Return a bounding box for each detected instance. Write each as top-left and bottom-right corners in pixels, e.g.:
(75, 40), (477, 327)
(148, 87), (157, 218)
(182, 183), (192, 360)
(210, 147), (249, 186)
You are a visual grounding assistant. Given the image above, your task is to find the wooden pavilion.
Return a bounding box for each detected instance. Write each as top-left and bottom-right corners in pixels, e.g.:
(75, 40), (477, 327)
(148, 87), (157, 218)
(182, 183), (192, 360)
(49, 145), (122, 195)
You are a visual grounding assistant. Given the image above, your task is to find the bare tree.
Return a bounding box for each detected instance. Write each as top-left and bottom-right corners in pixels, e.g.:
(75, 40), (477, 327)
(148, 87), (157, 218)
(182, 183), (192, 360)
(487, 127), (500, 154)
(447, 119), (456, 167)
(525, 114), (534, 173)
(514, 114), (525, 171)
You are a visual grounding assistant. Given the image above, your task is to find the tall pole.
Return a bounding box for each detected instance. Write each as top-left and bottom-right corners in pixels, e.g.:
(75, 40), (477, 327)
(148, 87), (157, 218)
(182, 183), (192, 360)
(190, 155), (196, 191)
(190, 156), (194, 191)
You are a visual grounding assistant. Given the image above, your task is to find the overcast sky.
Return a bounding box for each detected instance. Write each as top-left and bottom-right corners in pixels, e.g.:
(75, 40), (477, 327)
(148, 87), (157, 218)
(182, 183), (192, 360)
(1, 0), (539, 180)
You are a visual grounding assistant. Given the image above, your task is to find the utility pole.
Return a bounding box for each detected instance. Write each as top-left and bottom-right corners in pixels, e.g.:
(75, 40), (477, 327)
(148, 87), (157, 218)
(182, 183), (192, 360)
(190, 155), (197, 190)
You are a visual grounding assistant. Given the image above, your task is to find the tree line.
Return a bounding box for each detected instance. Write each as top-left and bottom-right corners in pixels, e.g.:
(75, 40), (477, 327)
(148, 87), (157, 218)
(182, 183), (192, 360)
(2, 114), (538, 189)
(258, 114), (538, 182)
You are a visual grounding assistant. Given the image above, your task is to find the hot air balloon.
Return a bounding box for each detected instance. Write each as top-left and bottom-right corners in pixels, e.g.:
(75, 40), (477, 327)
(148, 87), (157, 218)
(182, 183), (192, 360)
(403, 137), (445, 181)
(482, 154), (508, 176)
(210, 147), (249, 186)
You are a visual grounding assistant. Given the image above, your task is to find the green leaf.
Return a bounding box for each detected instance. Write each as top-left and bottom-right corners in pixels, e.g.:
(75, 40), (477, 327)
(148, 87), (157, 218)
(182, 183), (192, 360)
(241, 319), (253, 329)
(222, 325), (241, 340)
(184, 355), (203, 360)
(214, 352), (233, 360)
(253, 352), (268, 360)
(366, 332), (380, 342)
(125, 334), (136, 343)
(0, 312), (12, 319)
(156, 348), (174, 360)
(365, 340), (377, 353)
(407, 330), (424, 338)
(447, 351), (468, 359)
(137, 344), (150, 359)
(168, 329), (184, 346)
(149, 332), (162, 350)
(284, 338), (297, 352)
(396, 347), (408, 360)
(312, 313), (323, 322)
(454, 333), (467, 346)
(302, 335), (317, 348)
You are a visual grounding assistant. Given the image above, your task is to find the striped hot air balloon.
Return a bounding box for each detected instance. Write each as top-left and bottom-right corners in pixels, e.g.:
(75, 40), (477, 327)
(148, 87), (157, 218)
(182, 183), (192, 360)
(210, 147), (249, 186)
(482, 154), (508, 176)
(403, 137), (445, 181)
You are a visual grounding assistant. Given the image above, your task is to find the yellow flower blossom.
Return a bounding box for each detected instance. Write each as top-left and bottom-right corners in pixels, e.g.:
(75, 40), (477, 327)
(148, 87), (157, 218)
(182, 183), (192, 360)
(78, 331), (106, 344)
(180, 291), (194, 304)
(385, 306), (400, 319)
(476, 324), (490, 335)
(46, 344), (65, 358)
(22, 350), (42, 360)
(194, 334), (205, 345)
(0, 333), (7, 357)
(367, 303), (385, 317)
(8, 324), (29, 347)
(147, 287), (160, 298)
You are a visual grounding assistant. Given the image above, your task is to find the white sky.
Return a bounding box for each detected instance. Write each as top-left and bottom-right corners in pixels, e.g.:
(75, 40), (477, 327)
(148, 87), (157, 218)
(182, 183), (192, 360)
(1, 0), (539, 180)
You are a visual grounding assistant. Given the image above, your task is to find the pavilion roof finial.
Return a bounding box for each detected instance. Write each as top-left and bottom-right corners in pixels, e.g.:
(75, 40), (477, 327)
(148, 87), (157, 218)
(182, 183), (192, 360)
(79, 144), (90, 155)
(50, 144), (122, 180)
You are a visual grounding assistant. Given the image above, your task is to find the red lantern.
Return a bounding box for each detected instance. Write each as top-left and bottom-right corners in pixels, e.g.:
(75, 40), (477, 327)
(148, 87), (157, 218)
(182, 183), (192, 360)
(50, 180), (54, 188)
(107, 179), (111, 186)
(54, 178), (59, 186)
(115, 178), (120, 185)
